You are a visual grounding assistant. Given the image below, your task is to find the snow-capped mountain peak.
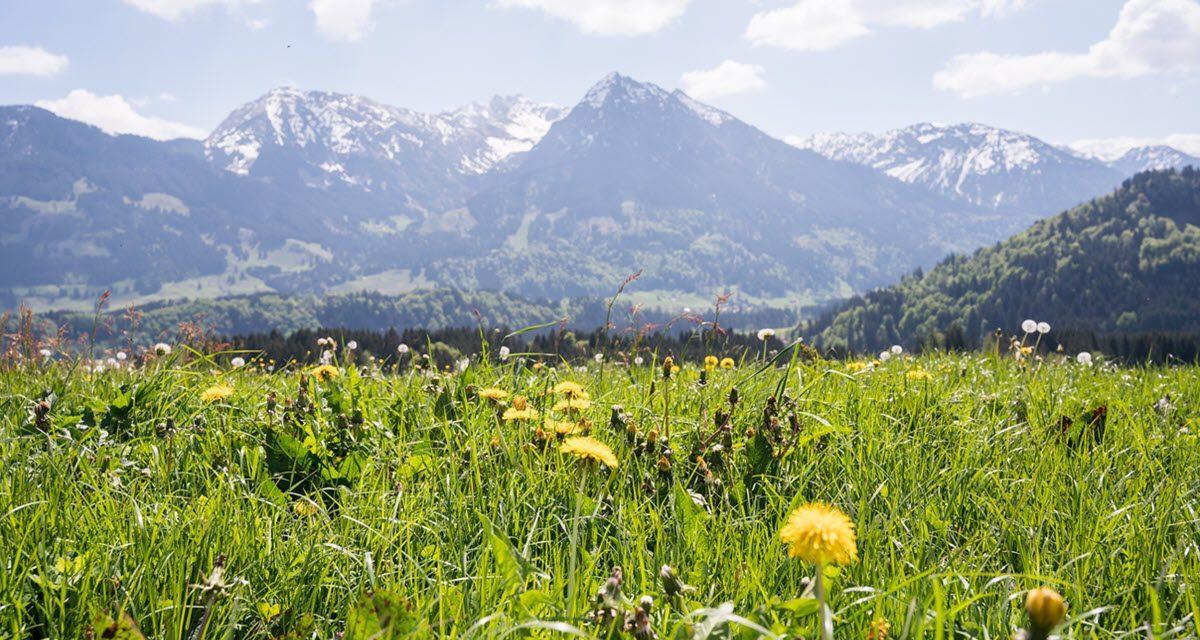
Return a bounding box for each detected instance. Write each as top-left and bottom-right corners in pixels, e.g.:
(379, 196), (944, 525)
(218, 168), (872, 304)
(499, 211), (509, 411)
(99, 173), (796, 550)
(582, 72), (673, 110)
(794, 122), (1121, 214)
(203, 87), (565, 195)
(442, 95), (566, 174)
(1107, 145), (1200, 175)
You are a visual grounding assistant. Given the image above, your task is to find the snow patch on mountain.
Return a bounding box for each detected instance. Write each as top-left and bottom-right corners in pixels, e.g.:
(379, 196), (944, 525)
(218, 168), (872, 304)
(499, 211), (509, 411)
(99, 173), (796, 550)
(204, 87), (565, 184)
(794, 123), (1119, 212)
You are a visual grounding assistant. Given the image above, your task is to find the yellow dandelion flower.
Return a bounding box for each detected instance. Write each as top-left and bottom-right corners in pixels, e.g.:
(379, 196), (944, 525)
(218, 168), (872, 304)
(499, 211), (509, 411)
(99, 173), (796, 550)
(720, 357), (735, 369)
(503, 397), (539, 421)
(503, 407), (539, 422)
(293, 500), (319, 517)
(905, 369), (932, 382)
(546, 419), (582, 436)
(553, 397), (592, 414)
(560, 436), (618, 469)
(779, 502), (857, 566)
(479, 387), (509, 402)
(200, 383), (235, 403)
(867, 617), (891, 640)
(553, 381), (588, 399)
(845, 361), (869, 373)
(1025, 587), (1066, 631)
(311, 364), (340, 382)
(704, 355), (718, 371)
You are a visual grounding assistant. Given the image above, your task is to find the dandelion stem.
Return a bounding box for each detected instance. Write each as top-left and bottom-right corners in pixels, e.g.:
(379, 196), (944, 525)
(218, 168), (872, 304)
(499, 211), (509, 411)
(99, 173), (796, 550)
(815, 563), (833, 640)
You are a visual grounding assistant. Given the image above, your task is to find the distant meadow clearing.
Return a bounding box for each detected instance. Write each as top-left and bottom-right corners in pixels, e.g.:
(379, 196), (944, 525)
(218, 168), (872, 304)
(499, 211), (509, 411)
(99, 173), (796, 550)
(0, 334), (1197, 639)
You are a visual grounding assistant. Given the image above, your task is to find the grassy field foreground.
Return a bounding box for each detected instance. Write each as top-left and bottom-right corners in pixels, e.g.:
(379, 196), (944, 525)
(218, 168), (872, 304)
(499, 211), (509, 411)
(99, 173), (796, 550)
(0, 344), (1198, 638)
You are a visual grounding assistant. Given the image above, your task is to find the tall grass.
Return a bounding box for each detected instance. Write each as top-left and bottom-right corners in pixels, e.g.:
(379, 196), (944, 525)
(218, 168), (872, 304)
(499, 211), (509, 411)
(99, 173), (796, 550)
(0, 348), (1197, 638)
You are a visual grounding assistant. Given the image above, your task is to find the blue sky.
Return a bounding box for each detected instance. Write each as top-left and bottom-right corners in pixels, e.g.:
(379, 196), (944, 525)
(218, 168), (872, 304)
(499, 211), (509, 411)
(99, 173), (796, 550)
(2, 0), (1198, 156)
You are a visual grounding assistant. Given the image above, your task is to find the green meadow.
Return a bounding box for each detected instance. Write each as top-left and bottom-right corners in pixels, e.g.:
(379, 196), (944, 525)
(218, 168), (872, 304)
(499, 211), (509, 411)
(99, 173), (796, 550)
(1, 344), (1197, 638)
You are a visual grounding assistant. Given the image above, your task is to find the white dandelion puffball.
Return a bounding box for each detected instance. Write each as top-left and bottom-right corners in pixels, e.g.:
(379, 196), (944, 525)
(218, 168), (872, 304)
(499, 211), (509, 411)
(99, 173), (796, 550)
(1037, 322), (1051, 334)
(318, 337), (329, 347)
(499, 346), (510, 360)
(634, 356), (644, 365)
(397, 343), (409, 355)
(1022, 319), (1038, 333)
(231, 357), (246, 368)
(594, 353), (604, 363)
(757, 328), (776, 341)
(347, 340), (358, 350)
(39, 348), (52, 358)
(320, 350), (333, 365)
(456, 358), (469, 372)
(1076, 352), (1093, 365)
(890, 345), (903, 355)
(879, 351), (892, 361)
(116, 351), (128, 361)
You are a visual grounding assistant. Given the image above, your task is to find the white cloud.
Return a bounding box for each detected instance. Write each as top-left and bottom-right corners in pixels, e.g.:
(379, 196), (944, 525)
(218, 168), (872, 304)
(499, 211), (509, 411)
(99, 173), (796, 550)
(746, 0), (1026, 51)
(1070, 133), (1200, 159)
(680, 60), (767, 100)
(310, 0), (379, 41)
(36, 90), (206, 141)
(745, 0), (869, 51)
(123, 0), (262, 20)
(495, 0), (692, 36)
(934, 0), (1200, 97)
(0, 46), (69, 77)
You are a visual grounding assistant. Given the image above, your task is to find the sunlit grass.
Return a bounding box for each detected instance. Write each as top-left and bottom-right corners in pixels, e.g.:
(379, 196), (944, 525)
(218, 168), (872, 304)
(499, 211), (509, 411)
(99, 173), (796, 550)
(0, 348), (1197, 638)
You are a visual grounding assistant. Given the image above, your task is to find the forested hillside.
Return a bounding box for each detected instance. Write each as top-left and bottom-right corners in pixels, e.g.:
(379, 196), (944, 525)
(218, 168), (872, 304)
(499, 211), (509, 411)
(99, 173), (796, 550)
(807, 168), (1200, 351)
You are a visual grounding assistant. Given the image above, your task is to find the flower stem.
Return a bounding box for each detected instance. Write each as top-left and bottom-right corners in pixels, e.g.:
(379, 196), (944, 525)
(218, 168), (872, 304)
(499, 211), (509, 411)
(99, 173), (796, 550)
(815, 563), (833, 640)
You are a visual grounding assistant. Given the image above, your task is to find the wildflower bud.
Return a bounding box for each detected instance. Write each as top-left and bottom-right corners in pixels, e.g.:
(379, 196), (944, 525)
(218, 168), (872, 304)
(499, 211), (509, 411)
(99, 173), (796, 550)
(661, 357), (673, 380)
(489, 435), (501, 450)
(728, 388), (739, 406)
(1025, 587), (1066, 637)
(867, 617), (891, 640)
(638, 595), (653, 615)
(512, 395), (528, 411)
(647, 428), (658, 443)
(656, 455), (671, 473)
(659, 565), (691, 598)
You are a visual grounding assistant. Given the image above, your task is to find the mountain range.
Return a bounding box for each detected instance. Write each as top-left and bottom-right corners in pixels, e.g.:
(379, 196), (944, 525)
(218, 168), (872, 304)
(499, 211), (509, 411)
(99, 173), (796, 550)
(793, 123), (1200, 221)
(3, 72), (1197, 314)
